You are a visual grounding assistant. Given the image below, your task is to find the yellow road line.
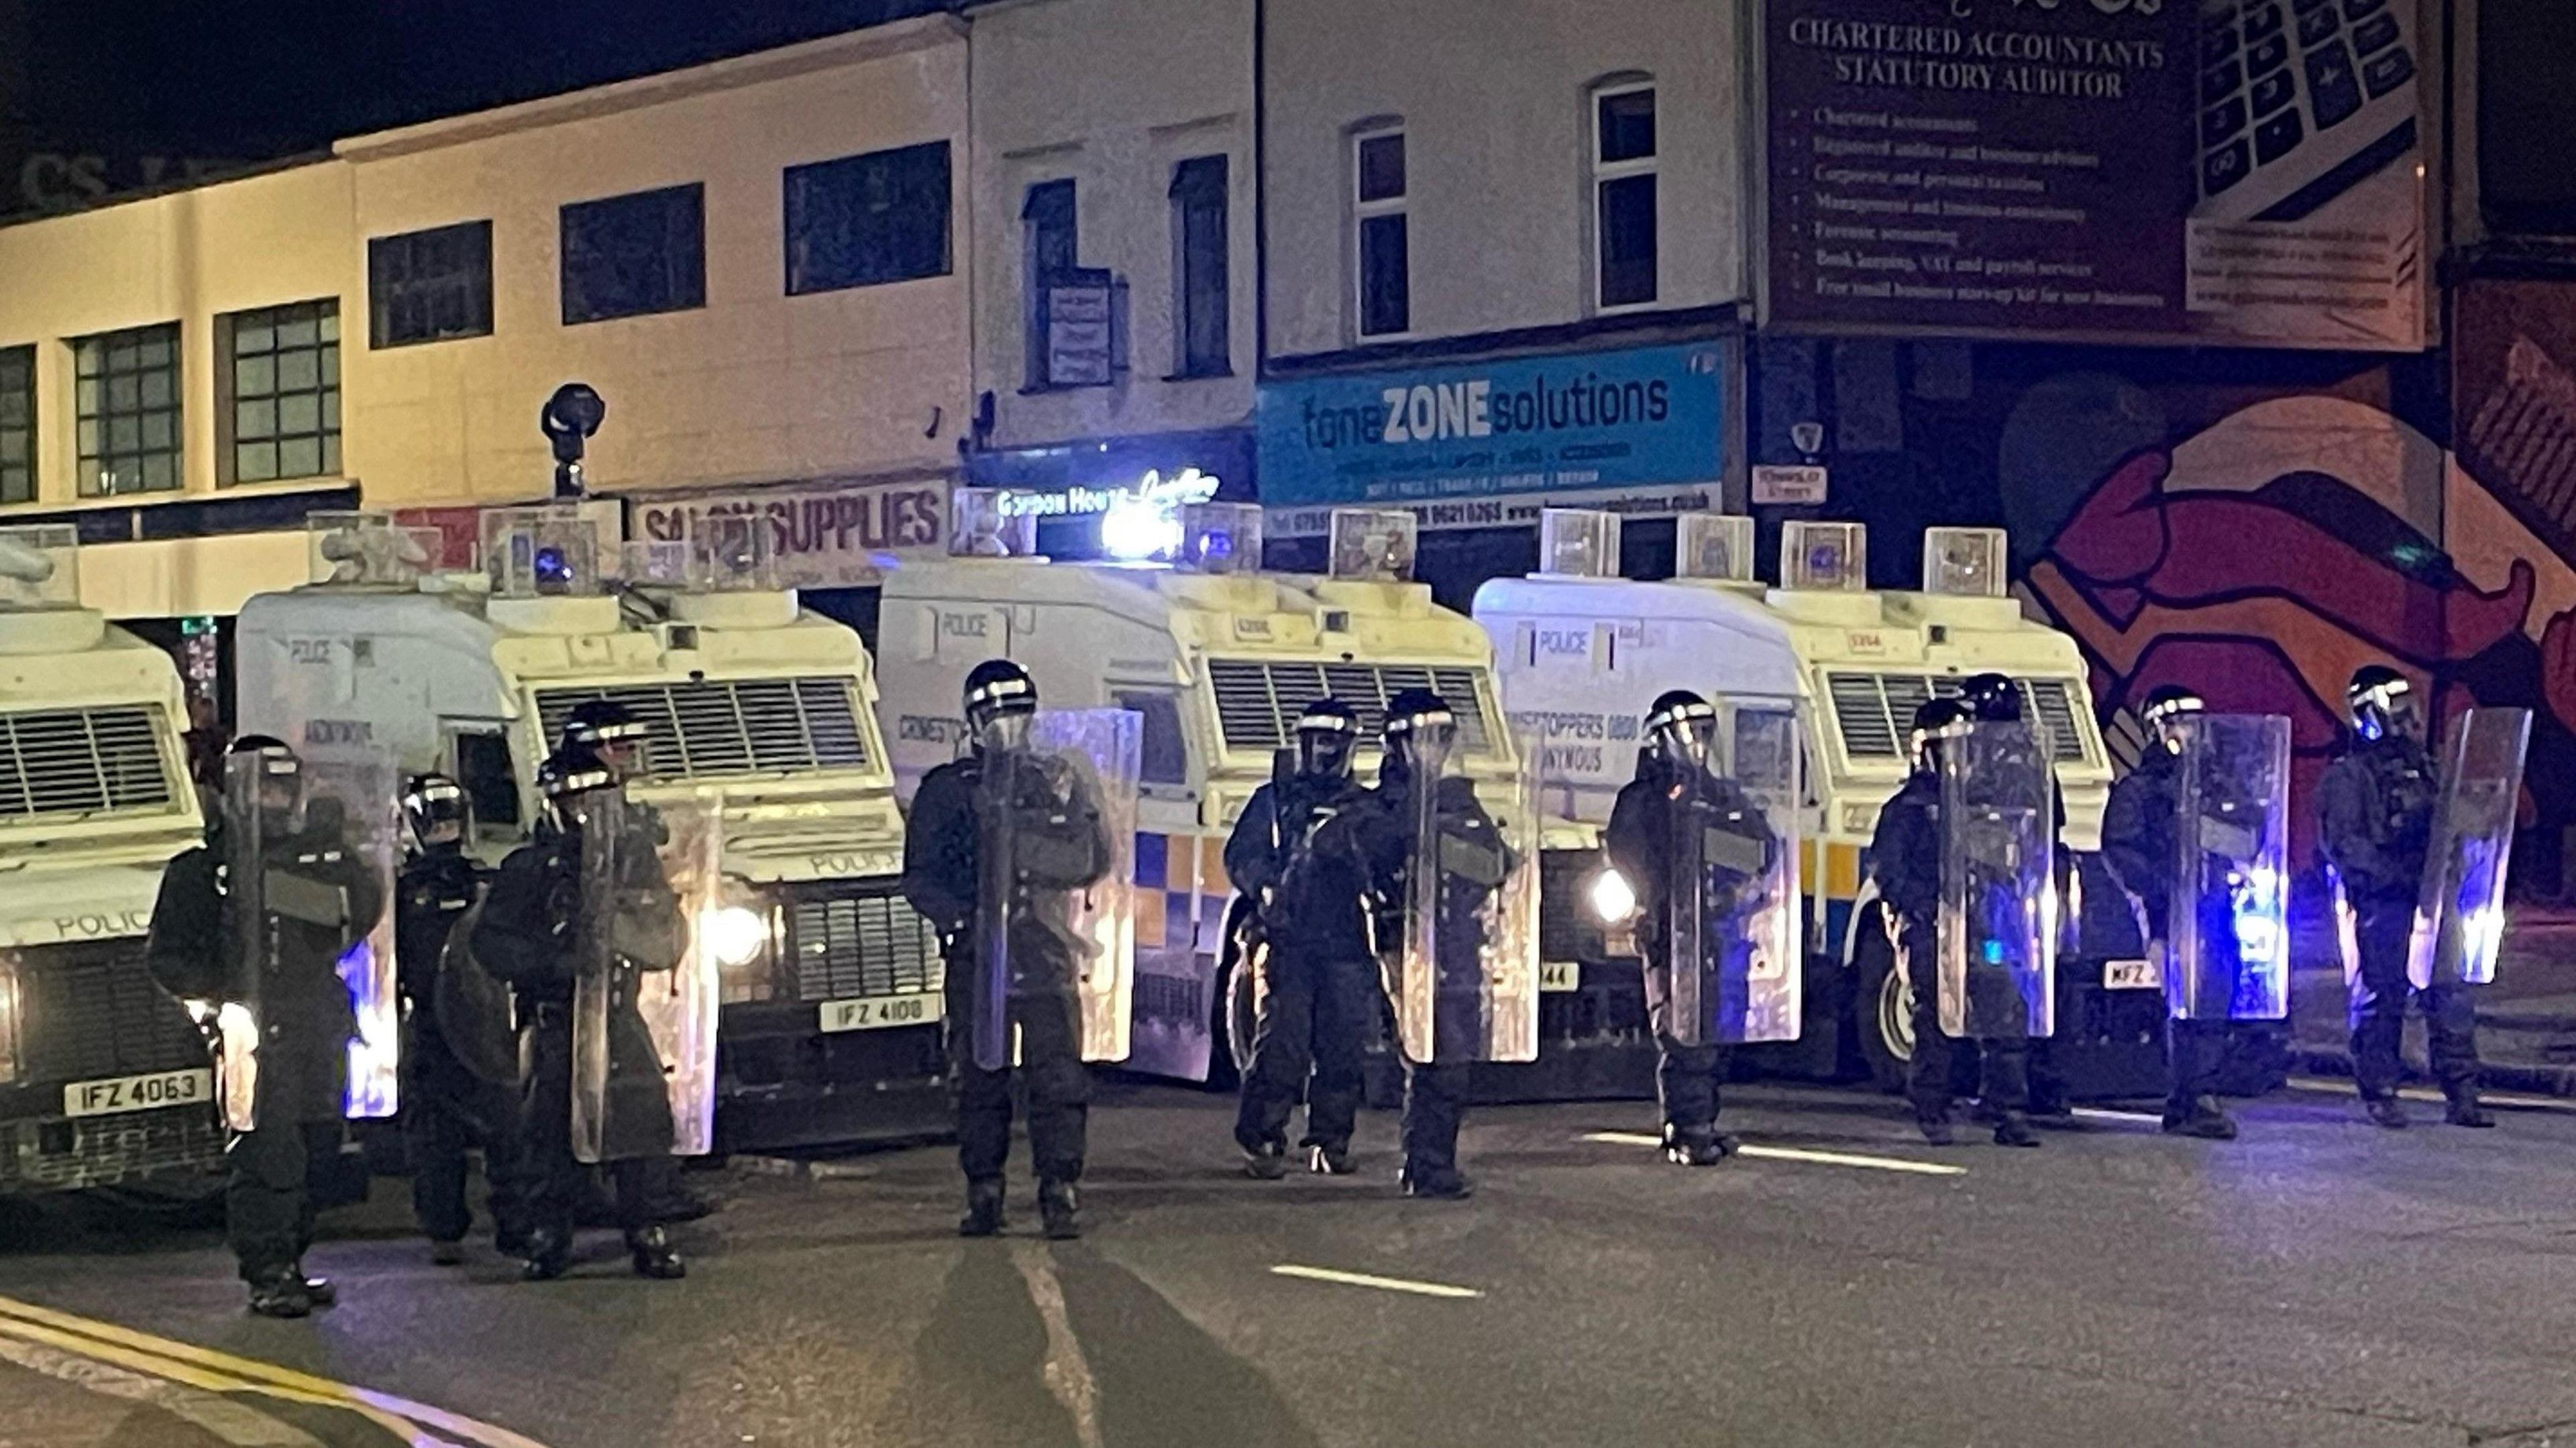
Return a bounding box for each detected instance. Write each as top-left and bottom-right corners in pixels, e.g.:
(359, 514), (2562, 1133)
(0, 1330), (325, 1447)
(0, 1294), (543, 1448)
(1580, 1131), (1969, 1176)
(1268, 1264), (1484, 1299)
(0, 1313), (451, 1446)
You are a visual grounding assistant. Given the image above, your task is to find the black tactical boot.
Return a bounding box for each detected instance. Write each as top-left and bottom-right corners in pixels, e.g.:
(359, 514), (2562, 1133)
(1307, 1142), (1354, 1176)
(1915, 1105), (1956, 1147)
(2445, 1091), (2496, 1129)
(1038, 1180), (1082, 1240)
(246, 1271), (313, 1319)
(1662, 1125), (1737, 1167)
(959, 1179), (1006, 1238)
(292, 1264), (337, 1308)
(1242, 1141), (1289, 1180)
(430, 1239), (466, 1267)
(629, 1227), (686, 1280)
(521, 1228), (574, 1281)
(1992, 1113), (2042, 1148)
(1399, 1164), (1473, 1200)
(2365, 1097), (2411, 1130)
(2161, 1099), (2239, 1140)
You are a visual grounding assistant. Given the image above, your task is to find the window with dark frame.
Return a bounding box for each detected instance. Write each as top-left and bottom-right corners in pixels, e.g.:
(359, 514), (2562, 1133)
(368, 220), (493, 349)
(1022, 179), (1079, 388)
(1353, 129), (1409, 337)
(1114, 690), (1191, 786)
(784, 141), (953, 296)
(1595, 85), (1658, 309)
(220, 300), (340, 485)
(561, 183), (706, 325)
(1169, 156), (1230, 378)
(73, 323), (181, 497)
(0, 346), (32, 504)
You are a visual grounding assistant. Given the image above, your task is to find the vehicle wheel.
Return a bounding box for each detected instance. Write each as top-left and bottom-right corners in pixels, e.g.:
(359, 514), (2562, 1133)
(1854, 916), (1913, 1096)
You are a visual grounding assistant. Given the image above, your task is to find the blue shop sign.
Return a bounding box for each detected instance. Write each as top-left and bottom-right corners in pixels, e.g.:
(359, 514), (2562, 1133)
(1257, 343), (1726, 512)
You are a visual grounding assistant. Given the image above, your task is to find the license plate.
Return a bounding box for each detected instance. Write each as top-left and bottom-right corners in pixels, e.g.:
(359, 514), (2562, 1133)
(819, 995), (943, 1034)
(1539, 960), (1581, 993)
(62, 1068), (213, 1119)
(2103, 958), (2161, 991)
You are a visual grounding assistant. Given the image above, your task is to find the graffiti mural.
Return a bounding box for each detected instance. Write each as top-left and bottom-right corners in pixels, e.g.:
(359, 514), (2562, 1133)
(1752, 335), (2576, 891)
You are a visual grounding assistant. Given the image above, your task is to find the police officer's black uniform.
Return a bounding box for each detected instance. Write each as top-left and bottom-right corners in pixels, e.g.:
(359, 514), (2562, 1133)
(1604, 690), (1774, 1166)
(2316, 667), (2489, 1129)
(146, 737), (384, 1317)
(394, 773), (529, 1262)
(1230, 699), (1378, 1178)
(1960, 673), (2073, 1121)
(903, 659), (1102, 1239)
(2100, 688), (2239, 1139)
(1868, 700), (2039, 1148)
(472, 748), (688, 1280)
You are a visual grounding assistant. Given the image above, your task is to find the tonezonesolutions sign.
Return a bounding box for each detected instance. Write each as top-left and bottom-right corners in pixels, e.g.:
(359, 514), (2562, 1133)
(1256, 343), (1726, 533)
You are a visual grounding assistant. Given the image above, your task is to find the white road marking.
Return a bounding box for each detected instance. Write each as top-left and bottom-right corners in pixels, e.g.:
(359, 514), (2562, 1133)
(1268, 1265), (1485, 1300)
(0, 1331), (324, 1447)
(0, 1294), (539, 1448)
(2286, 1076), (2576, 1112)
(2070, 1107), (2167, 1125)
(1580, 1131), (1969, 1176)
(1010, 1243), (1104, 1448)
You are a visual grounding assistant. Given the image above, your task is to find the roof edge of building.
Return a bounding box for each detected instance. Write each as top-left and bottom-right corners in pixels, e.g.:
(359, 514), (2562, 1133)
(333, 13), (965, 164)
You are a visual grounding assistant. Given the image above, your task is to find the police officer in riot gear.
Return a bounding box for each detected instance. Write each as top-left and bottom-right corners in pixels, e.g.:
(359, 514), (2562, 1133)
(1229, 698), (1377, 1178)
(2318, 666), (2489, 1129)
(147, 736), (387, 1317)
(1348, 688), (1508, 1199)
(1958, 673), (2074, 1121)
(1604, 690), (1772, 1166)
(394, 773), (529, 1263)
(1868, 699), (2041, 1148)
(473, 746), (690, 1280)
(903, 660), (1104, 1239)
(561, 698), (651, 776)
(2102, 687), (2240, 1140)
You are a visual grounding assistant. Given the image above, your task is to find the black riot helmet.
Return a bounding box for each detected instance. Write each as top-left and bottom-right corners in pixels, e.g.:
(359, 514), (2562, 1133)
(561, 698), (651, 781)
(963, 659), (1039, 755)
(1909, 698), (1974, 779)
(1960, 673), (2022, 723)
(228, 734), (305, 833)
(1381, 689), (1456, 782)
(2139, 685), (2206, 756)
(2347, 664), (2422, 744)
(1645, 689), (1721, 773)
(401, 772), (468, 855)
(1295, 698), (1360, 779)
(536, 744), (616, 835)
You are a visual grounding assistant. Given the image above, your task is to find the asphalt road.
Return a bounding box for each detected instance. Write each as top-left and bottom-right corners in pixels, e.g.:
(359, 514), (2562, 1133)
(9, 1079), (2576, 1448)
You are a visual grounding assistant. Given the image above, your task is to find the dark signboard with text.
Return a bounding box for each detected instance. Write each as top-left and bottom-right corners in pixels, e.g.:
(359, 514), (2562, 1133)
(1762, 0), (2426, 349)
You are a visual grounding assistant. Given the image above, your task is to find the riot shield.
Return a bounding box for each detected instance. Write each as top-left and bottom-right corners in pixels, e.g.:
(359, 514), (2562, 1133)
(2418, 707), (2532, 988)
(1937, 721), (2056, 1040)
(1392, 732), (1542, 1064)
(1663, 706), (1803, 1046)
(303, 752), (401, 1119)
(968, 710), (1140, 1072)
(217, 747), (400, 1131)
(2166, 714), (2292, 1021)
(571, 787), (720, 1163)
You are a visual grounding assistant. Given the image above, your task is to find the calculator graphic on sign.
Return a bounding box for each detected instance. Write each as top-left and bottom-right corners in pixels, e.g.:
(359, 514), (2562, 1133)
(2194, 0), (2419, 222)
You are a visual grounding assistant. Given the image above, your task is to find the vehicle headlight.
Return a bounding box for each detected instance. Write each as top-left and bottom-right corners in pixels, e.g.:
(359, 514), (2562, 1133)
(703, 905), (771, 970)
(1589, 868), (1638, 924)
(0, 960), (21, 1085)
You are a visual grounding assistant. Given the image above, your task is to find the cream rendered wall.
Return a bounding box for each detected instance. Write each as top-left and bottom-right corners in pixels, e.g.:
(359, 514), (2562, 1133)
(1262, 0), (1746, 359)
(339, 22), (973, 508)
(0, 160), (357, 503)
(969, 0), (1255, 450)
